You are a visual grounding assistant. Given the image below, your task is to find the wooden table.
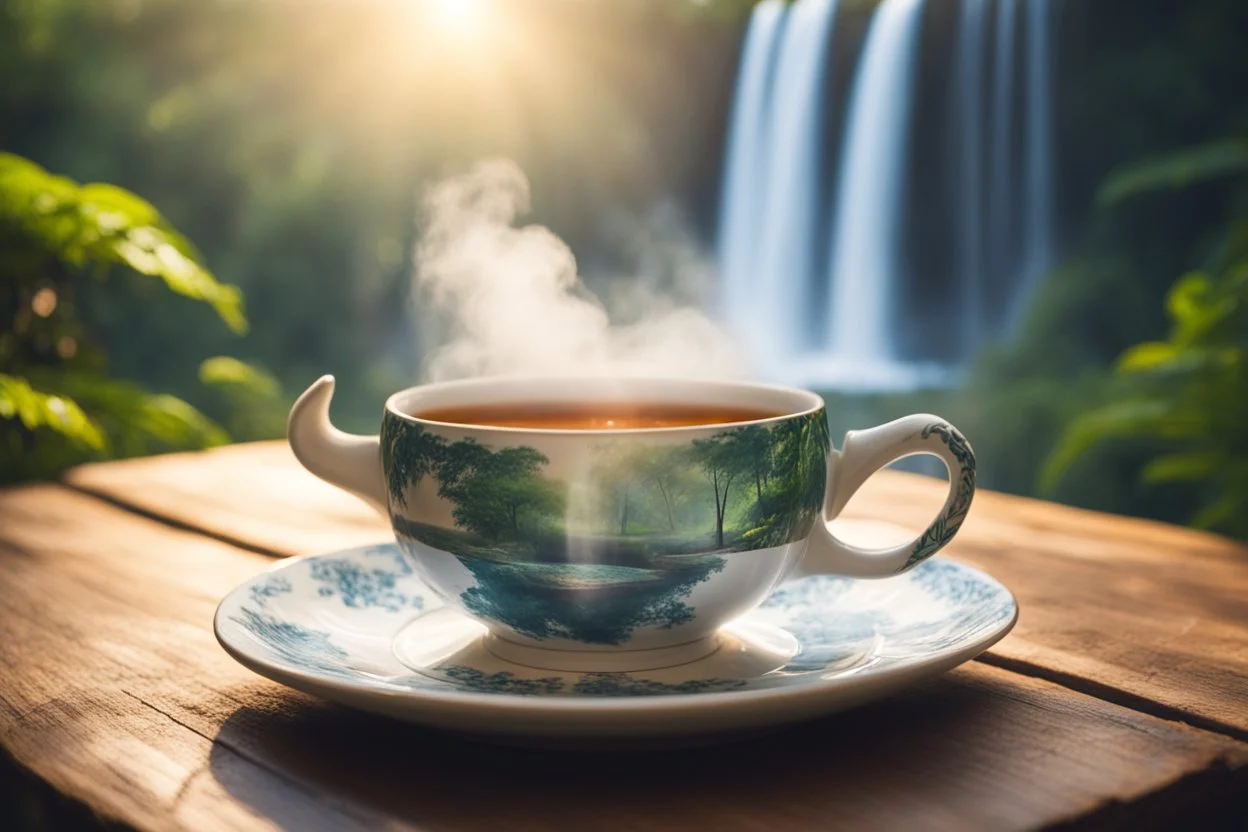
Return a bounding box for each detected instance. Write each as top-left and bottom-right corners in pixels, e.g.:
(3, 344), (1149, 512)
(1, 440), (1245, 831)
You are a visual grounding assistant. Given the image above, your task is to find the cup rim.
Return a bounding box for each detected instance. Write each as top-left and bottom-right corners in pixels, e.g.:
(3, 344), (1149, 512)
(383, 375), (825, 436)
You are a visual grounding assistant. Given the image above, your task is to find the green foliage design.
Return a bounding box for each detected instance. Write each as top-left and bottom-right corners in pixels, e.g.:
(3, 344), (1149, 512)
(440, 443), (565, 541)
(382, 419), (566, 541)
(383, 410), (830, 643)
(0, 153), (282, 481)
(383, 409), (830, 557)
(907, 423), (977, 568)
(736, 412), (831, 550)
(1045, 141), (1248, 539)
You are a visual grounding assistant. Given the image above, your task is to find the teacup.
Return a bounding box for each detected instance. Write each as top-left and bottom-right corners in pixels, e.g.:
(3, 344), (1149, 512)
(287, 375), (976, 671)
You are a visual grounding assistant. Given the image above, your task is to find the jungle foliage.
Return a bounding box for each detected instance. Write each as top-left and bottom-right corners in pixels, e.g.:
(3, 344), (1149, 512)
(0, 152), (283, 482)
(1042, 141), (1248, 538)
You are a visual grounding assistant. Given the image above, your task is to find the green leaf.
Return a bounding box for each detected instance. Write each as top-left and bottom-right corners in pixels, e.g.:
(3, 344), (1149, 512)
(1165, 271), (1238, 344)
(0, 152), (248, 334)
(77, 182), (160, 228)
(198, 356), (280, 398)
(1117, 345), (1241, 379)
(1040, 399), (1205, 493)
(1141, 452), (1222, 484)
(1190, 494), (1239, 531)
(1167, 272), (1213, 323)
(1097, 140), (1248, 206)
(0, 153), (76, 202)
(1116, 342), (1178, 373)
(133, 393), (232, 449)
(107, 229), (248, 333)
(27, 371), (230, 454)
(0, 373), (106, 451)
(197, 357), (286, 440)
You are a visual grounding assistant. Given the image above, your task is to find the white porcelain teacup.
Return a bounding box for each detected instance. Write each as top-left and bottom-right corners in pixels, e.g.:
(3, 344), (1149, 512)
(288, 375), (975, 671)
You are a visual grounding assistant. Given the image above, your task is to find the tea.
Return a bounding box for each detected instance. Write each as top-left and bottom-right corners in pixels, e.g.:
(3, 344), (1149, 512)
(416, 401), (782, 430)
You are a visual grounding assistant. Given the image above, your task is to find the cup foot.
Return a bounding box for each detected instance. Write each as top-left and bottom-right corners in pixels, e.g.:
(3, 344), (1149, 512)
(391, 607), (800, 687)
(482, 632), (721, 673)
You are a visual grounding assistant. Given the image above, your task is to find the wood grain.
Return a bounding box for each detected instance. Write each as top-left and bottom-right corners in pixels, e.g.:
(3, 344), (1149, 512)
(0, 485), (1244, 831)
(842, 472), (1248, 739)
(66, 441), (388, 556)
(0, 486), (393, 831)
(67, 441), (1248, 738)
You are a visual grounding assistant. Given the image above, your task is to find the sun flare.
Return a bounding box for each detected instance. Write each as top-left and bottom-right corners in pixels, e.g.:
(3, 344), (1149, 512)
(423, 0), (492, 36)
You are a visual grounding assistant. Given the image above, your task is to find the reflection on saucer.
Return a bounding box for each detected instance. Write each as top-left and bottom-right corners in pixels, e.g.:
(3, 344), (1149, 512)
(391, 606), (808, 694)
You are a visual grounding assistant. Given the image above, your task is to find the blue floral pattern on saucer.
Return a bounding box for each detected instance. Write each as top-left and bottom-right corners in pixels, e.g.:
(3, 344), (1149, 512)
(308, 547), (423, 613)
(216, 544), (1016, 704)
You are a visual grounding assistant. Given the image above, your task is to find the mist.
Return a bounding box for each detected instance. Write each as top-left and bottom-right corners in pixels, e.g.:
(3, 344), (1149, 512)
(412, 159), (746, 382)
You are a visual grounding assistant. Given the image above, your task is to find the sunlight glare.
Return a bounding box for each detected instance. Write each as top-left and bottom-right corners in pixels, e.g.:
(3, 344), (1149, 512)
(424, 0), (492, 36)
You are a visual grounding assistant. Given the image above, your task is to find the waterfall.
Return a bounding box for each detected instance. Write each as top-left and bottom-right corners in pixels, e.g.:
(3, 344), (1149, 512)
(1011, 0), (1055, 329)
(716, 0), (787, 352)
(715, 0), (1059, 391)
(988, 0), (1018, 325)
(954, 0), (990, 358)
(821, 0), (927, 382)
(752, 0), (840, 364)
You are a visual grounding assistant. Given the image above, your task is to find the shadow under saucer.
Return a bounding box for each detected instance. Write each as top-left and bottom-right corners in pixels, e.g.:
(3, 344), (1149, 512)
(206, 668), (999, 830)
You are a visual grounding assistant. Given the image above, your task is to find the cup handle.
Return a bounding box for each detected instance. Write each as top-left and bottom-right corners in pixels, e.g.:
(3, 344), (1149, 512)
(799, 414), (976, 579)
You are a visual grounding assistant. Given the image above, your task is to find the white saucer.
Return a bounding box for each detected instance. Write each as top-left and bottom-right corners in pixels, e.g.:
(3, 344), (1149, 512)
(215, 545), (1017, 747)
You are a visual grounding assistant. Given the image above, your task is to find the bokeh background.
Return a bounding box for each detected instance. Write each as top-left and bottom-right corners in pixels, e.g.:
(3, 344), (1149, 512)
(3, 0), (1247, 541)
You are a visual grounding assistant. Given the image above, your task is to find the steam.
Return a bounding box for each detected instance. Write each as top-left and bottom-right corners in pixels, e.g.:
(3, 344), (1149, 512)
(412, 159), (745, 381)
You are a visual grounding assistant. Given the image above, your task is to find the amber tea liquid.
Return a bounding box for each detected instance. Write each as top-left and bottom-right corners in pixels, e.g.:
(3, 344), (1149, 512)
(416, 402), (782, 430)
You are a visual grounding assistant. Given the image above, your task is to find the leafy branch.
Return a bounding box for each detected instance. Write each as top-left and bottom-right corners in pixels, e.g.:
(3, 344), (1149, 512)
(1044, 141), (1248, 538)
(1, 152), (281, 481)
(0, 153), (246, 332)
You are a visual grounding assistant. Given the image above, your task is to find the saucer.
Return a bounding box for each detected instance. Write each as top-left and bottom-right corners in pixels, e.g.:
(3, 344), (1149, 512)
(214, 544), (1017, 746)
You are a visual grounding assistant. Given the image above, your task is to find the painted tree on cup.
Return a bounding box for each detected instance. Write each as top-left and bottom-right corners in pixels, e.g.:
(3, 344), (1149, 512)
(436, 440), (565, 542)
(691, 431), (750, 549)
(382, 421), (448, 508)
(684, 413), (832, 551)
(383, 422), (565, 542)
(736, 424), (775, 503)
(645, 445), (697, 533)
(691, 422), (810, 549)
(739, 413), (829, 547)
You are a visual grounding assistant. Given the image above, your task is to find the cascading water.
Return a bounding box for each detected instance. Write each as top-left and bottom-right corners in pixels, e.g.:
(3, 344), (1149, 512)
(716, 0), (1058, 392)
(717, 0), (838, 368)
(988, 0), (1019, 311)
(819, 0), (929, 388)
(717, 0), (786, 347)
(1012, 0), (1055, 330)
(752, 0), (839, 364)
(954, 0), (990, 358)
